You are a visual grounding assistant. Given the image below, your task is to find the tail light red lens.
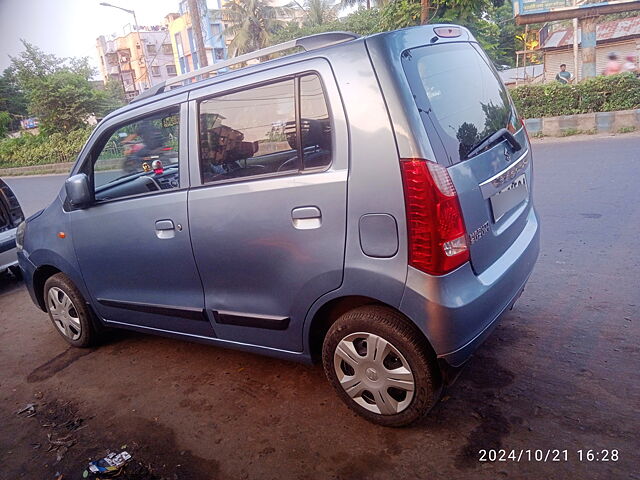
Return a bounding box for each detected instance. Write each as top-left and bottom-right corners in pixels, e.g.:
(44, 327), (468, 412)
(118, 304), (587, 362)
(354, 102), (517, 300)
(520, 117), (530, 141)
(400, 158), (469, 275)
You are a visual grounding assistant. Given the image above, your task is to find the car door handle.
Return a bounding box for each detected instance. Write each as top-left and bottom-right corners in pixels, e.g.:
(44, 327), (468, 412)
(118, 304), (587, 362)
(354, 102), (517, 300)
(155, 220), (175, 231)
(155, 219), (175, 239)
(292, 207), (321, 229)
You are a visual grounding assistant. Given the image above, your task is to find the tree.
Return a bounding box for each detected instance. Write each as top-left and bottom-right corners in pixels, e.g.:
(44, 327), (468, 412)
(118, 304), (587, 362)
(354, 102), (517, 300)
(0, 111), (11, 137)
(339, 0), (391, 10)
(0, 68), (28, 132)
(26, 71), (106, 132)
(221, 0), (288, 56)
(302, 0), (338, 26)
(9, 41), (123, 133)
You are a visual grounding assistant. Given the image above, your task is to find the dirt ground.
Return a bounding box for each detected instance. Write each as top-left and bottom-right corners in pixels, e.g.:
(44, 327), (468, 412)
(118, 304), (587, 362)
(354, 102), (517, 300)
(1, 138), (639, 479)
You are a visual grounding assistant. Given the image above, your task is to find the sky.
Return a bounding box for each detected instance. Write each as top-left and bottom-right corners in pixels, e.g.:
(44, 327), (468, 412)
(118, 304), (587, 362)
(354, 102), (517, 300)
(0, 0), (192, 74)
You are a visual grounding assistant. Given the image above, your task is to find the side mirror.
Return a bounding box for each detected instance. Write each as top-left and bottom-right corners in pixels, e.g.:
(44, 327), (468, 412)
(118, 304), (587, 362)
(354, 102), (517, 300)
(65, 174), (92, 208)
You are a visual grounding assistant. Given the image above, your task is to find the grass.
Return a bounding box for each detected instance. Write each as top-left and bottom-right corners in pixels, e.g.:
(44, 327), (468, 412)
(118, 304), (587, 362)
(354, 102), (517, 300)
(617, 126), (636, 134)
(559, 128), (596, 137)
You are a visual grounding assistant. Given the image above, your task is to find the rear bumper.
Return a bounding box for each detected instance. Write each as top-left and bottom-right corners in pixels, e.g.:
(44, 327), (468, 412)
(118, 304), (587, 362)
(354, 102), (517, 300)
(399, 207), (540, 367)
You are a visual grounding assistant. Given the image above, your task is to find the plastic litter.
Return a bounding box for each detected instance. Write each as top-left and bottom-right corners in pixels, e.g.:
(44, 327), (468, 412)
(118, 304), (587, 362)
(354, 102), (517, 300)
(16, 403), (37, 417)
(87, 450), (132, 475)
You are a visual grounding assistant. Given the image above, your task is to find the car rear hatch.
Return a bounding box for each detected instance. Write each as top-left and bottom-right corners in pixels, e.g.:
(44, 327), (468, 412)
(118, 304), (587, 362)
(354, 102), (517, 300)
(398, 36), (533, 275)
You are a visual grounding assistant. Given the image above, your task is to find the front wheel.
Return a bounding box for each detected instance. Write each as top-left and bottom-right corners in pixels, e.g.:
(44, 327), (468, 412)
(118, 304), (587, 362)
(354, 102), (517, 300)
(322, 306), (441, 427)
(44, 273), (97, 347)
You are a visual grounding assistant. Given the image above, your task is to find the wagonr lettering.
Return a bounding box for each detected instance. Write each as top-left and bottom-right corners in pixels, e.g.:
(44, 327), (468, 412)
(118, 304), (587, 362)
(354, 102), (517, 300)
(16, 25), (539, 427)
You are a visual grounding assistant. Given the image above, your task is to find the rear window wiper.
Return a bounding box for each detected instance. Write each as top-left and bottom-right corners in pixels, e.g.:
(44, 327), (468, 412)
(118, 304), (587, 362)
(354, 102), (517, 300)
(464, 128), (521, 161)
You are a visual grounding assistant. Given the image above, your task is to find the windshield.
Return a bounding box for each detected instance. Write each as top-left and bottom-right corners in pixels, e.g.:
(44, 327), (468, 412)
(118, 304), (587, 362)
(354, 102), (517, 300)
(402, 42), (519, 163)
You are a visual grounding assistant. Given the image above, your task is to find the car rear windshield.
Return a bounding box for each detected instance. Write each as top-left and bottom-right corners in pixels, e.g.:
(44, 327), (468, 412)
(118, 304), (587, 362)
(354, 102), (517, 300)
(402, 42), (519, 164)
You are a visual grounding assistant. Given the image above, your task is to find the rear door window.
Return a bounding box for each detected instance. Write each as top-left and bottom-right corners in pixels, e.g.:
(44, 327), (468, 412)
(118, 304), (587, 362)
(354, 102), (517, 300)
(299, 74), (332, 170)
(198, 73), (333, 185)
(199, 79), (298, 183)
(402, 42), (519, 164)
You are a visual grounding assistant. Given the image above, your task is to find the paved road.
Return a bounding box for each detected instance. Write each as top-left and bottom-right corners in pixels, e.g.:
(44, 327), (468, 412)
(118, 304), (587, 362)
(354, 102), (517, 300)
(1, 135), (638, 479)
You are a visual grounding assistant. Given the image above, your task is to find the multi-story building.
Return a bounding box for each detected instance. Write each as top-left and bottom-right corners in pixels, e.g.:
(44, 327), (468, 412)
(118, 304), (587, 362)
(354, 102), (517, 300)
(96, 26), (178, 101)
(165, 0), (227, 75)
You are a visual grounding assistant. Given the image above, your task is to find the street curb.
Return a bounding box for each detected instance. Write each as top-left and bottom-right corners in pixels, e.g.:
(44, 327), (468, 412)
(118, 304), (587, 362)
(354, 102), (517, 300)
(524, 109), (640, 137)
(0, 162), (74, 178)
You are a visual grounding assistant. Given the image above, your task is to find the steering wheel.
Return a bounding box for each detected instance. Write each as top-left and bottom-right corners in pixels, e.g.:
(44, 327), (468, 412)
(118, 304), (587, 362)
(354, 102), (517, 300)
(277, 157), (299, 173)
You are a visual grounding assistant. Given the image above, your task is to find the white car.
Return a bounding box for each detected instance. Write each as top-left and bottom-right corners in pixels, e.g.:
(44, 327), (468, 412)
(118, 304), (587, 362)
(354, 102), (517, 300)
(0, 178), (24, 278)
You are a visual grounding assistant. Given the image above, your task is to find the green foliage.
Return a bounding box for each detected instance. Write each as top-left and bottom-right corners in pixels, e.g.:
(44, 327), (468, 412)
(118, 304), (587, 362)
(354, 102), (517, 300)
(104, 78), (127, 107)
(379, 0), (420, 31)
(9, 41), (122, 134)
(269, 0), (529, 68)
(220, 0), (289, 56)
(271, 7), (381, 43)
(0, 68), (28, 132)
(511, 73), (640, 118)
(27, 71), (105, 133)
(303, 0), (338, 26)
(0, 111), (11, 138)
(341, 7), (381, 34)
(0, 127), (92, 168)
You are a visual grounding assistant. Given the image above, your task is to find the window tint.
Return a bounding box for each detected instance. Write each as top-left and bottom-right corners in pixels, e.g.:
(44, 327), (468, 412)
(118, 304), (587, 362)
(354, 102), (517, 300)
(299, 74), (332, 170)
(402, 43), (519, 163)
(199, 79), (298, 183)
(92, 108), (180, 201)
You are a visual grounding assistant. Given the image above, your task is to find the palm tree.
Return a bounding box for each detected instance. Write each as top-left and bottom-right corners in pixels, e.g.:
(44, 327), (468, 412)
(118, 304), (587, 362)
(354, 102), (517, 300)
(302, 0), (338, 26)
(220, 0), (289, 56)
(339, 0), (390, 10)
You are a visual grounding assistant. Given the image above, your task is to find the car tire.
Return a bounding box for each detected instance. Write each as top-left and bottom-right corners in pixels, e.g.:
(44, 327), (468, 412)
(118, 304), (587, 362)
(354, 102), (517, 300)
(43, 273), (97, 348)
(322, 305), (441, 427)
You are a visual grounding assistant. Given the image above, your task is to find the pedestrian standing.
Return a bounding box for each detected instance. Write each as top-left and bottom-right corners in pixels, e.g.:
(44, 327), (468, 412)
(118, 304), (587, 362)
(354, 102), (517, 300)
(604, 53), (622, 76)
(555, 64), (573, 84)
(623, 55), (638, 75)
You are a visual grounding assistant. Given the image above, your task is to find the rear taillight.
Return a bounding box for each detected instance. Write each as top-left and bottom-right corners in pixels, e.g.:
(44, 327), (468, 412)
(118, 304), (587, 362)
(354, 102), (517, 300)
(520, 117), (530, 141)
(400, 159), (469, 276)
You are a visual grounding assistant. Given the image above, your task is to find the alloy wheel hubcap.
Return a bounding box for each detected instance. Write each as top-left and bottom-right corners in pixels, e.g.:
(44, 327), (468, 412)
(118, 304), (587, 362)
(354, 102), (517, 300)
(333, 332), (415, 415)
(48, 287), (81, 341)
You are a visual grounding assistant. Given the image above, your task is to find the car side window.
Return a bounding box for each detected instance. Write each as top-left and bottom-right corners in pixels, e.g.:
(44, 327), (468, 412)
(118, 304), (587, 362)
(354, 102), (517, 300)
(299, 74), (332, 170)
(199, 79), (297, 184)
(92, 108), (180, 202)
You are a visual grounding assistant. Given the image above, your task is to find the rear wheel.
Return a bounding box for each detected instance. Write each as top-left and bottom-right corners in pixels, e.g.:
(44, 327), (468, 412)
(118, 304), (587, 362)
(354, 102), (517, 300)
(44, 273), (97, 347)
(322, 305), (441, 427)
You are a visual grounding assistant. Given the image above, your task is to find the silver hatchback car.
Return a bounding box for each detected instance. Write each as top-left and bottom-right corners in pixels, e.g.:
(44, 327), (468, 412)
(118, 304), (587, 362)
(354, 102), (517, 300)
(18, 25), (539, 426)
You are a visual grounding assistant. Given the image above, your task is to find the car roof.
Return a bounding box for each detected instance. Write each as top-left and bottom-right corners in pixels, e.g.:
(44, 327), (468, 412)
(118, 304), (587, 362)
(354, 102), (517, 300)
(100, 24), (473, 123)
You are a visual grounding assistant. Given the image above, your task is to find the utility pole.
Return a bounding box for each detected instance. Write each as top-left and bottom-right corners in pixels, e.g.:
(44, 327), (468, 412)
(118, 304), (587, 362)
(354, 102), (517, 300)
(188, 0), (209, 70)
(130, 10), (152, 89)
(99, 3), (152, 90)
(573, 0), (580, 82)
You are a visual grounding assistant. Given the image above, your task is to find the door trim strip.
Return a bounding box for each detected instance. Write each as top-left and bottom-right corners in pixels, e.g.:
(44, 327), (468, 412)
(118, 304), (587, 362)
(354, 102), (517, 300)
(97, 298), (208, 322)
(213, 310), (290, 330)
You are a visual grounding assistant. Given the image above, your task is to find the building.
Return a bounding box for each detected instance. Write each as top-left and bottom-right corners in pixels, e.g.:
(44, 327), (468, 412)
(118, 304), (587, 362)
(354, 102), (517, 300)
(96, 26), (177, 101)
(540, 16), (640, 82)
(165, 0), (227, 75)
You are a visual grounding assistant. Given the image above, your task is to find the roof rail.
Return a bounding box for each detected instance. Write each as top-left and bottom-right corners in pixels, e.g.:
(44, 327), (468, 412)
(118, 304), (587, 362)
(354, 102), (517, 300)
(129, 82), (166, 104)
(129, 31), (359, 104)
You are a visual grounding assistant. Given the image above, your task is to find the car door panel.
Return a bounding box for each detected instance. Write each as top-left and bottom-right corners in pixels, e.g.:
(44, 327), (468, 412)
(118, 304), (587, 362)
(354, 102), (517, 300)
(69, 101), (209, 337)
(187, 60), (348, 351)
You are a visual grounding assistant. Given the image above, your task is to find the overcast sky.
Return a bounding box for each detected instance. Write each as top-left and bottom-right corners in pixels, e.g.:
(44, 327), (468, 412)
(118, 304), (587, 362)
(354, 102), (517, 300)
(0, 0), (194, 74)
